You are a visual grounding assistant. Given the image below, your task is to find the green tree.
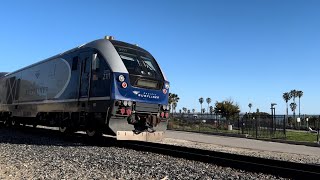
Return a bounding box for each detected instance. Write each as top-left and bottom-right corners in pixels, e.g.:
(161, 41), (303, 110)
(199, 97), (204, 115)
(209, 106), (214, 114)
(297, 90), (303, 118)
(248, 103), (252, 113)
(192, 109), (195, 114)
(214, 99), (240, 124)
(169, 93), (180, 115)
(283, 92), (292, 126)
(206, 97), (212, 114)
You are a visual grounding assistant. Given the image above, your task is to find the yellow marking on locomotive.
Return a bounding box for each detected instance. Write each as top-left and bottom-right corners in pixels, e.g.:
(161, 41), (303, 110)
(116, 131), (164, 141)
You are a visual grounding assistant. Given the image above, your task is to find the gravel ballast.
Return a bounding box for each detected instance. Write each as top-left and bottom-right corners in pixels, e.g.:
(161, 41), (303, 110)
(160, 138), (320, 165)
(0, 127), (286, 179)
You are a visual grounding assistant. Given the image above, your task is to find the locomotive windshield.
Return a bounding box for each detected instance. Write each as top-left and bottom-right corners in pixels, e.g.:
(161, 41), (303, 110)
(115, 46), (163, 80)
(111, 40), (165, 90)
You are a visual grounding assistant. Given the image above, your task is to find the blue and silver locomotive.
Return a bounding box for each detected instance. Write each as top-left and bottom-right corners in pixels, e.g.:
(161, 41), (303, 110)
(0, 36), (170, 141)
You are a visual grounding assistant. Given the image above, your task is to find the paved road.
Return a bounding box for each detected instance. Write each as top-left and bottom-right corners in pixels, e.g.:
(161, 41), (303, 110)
(165, 130), (320, 156)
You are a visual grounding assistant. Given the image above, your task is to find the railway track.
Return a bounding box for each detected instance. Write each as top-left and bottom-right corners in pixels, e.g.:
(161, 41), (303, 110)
(2, 125), (320, 179)
(119, 141), (320, 179)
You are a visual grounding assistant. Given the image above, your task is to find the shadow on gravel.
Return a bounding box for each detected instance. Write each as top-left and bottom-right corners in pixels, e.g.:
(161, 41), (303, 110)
(0, 124), (118, 147)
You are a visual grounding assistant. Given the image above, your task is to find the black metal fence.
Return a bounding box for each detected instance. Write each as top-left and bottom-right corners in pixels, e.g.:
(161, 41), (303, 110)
(241, 114), (286, 139)
(168, 113), (286, 139)
(168, 113), (320, 143)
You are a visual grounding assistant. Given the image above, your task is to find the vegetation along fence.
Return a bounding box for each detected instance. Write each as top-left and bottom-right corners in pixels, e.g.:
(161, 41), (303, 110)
(168, 113), (320, 142)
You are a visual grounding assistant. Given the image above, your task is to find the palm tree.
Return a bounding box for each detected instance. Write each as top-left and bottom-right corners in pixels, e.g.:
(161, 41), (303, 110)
(182, 107), (187, 114)
(199, 97), (204, 115)
(248, 103), (252, 113)
(290, 102), (297, 125)
(206, 97), (211, 115)
(172, 102), (177, 114)
(283, 92), (292, 125)
(209, 106), (214, 118)
(297, 90), (303, 118)
(290, 90), (298, 117)
(169, 93), (180, 115)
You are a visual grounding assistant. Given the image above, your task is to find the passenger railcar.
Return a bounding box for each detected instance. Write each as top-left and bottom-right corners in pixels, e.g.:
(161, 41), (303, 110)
(0, 36), (170, 140)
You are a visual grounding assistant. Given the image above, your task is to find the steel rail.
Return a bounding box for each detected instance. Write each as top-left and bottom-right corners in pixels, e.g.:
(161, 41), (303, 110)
(119, 141), (320, 179)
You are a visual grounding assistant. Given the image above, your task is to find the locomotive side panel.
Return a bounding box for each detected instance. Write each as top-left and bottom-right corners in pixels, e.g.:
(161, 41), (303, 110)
(18, 58), (71, 103)
(0, 77), (7, 110)
(0, 48), (115, 118)
(0, 57), (76, 117)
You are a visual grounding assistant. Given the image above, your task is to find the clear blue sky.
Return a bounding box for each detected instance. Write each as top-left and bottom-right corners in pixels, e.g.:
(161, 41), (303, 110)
(0, 0), (319, 114)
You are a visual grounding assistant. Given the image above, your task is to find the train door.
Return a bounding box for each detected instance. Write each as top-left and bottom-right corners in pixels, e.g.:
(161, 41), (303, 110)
(79, 52), (92, 99)
(90, 53), (112, 98)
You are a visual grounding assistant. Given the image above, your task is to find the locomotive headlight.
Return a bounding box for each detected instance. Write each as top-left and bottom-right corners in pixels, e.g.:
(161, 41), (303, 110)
(123, 100), (128, 106)
(119, 75), (125, 82)
(127, 101), (133, 106)
(165, 83), (170, 89)
(162, 105), (169, 110)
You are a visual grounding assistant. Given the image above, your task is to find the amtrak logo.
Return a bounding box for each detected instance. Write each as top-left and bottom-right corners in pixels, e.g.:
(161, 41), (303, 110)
(35, 71), (40, 79)
(133, 91), (140, 95)
(133, 91), (160, 99)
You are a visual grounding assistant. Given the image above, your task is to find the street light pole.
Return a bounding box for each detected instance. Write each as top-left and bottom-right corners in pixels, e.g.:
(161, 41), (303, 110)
(317, 116), (320, 144)
(271, 103), (277, 136)
(256, 108), (259, 138)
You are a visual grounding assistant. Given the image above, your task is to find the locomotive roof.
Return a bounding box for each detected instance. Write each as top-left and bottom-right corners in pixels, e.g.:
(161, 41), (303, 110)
(4, 39), (132, 76)
(4, 39), (167, 81)
(0, 72), (8, 78)
(83, 39), (158, 74)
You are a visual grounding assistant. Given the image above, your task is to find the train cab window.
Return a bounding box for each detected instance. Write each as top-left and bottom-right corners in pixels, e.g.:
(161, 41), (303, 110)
(72, 57), (78, 70)
(92, 53), (100, 72)
(113, 45), (164, 90)
(113, 45), (163, 80)
(119, 52), (162, 80)
(140, 56), (157, 73)
(119, 54), (140, 73)
(90, 54), (111, 96)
